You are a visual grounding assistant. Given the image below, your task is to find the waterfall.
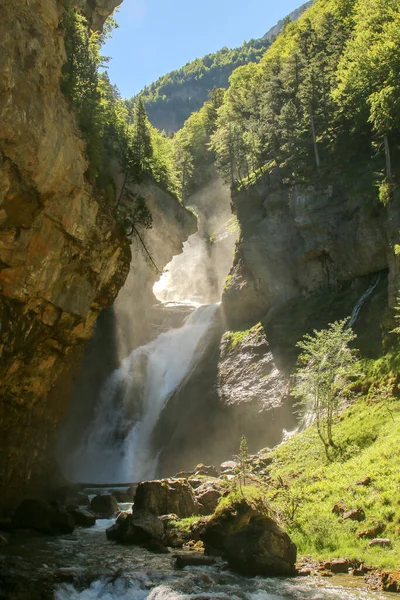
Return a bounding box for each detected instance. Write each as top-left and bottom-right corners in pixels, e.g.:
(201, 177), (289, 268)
(348, 274), (381, 328)
(66, 303), (219, 484)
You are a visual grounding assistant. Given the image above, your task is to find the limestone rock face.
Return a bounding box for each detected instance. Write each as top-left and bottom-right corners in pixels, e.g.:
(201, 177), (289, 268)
(0, 0), (130, 508)
(223, 170), (388, 326)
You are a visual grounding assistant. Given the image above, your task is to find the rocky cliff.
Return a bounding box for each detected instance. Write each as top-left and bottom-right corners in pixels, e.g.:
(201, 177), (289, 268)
(0, 0), (130, 508)
(222, 169), (396, 330)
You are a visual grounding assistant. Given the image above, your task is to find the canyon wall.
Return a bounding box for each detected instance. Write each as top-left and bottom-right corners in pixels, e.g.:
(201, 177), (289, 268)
(0, 0), (130, 507)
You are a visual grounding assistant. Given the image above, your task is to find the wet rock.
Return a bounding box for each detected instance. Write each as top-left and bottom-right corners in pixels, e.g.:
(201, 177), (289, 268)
(330, 559), (349, 574)
(173, 553), (216, 569)
(141, 539), (170, 554)
(69, 507), (96, 527)
(343, 508), (365, 521)
(106, 509), (164, 545)
(297, 568), (312, 576)
(11, 499), (75, 535)
(0, 533), (8, 546)
(369, 538), (392, 548)
(111, 489), (131, 503)
(199, 498), (296, 576)
(134, 479), (200, 518)
(90, 494), (119, 518)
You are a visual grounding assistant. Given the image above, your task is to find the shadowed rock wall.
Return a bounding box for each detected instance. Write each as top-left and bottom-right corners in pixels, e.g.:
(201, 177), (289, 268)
(0, 0), (130, 508)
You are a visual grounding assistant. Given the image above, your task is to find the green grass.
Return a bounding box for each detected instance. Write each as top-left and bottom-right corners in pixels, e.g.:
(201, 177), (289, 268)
(259, 388), (400, 569)
(168, 516), (202, 532)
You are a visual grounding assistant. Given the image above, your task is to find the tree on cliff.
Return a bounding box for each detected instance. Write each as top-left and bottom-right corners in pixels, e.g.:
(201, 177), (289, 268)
(292, 319), (358, 459)
(132, 97), (153, 175)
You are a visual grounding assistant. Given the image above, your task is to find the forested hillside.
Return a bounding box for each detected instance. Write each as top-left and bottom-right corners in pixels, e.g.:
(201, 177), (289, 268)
(174, 0), (400, 204)
(134, 2), (313, 132)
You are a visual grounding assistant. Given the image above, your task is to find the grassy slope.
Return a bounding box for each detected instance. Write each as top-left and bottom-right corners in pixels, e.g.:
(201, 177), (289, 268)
(261, 353), (400, 569)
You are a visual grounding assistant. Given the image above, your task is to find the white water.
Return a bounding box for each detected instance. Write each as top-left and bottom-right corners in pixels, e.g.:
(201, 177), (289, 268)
(66, 303), (219, 483)
(348, 274), (381, 328)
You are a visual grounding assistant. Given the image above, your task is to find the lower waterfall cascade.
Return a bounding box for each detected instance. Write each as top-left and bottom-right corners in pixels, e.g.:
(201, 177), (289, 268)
(64, 302), (219, 484)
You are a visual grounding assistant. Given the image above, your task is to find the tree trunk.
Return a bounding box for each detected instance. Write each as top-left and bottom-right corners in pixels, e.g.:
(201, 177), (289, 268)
(384, 134), (392, 179)
(309, 107), (321, 169)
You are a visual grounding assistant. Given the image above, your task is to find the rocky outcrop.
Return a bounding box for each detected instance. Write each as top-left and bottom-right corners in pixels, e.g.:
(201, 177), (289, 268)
(223, 169), (390, 326)
(198, 497), (297, 576)
(0, 0), (130, 509)
(106, 509), (164, 545)
(154, 317), (295, 477)
(134, 479), (200, 518)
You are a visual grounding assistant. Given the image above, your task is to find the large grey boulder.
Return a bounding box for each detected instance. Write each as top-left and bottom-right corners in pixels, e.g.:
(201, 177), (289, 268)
(134, 479), (200, 518)
(90, 494), (119, 518)
(106, 509), (164, 545)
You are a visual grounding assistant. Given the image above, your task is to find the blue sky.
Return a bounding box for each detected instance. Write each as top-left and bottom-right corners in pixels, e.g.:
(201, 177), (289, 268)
(104, 0), (306, 98)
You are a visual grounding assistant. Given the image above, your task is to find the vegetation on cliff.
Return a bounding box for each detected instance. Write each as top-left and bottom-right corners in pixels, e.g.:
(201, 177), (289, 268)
(61, 9), (180, 233)
(171, 0), (399, 202)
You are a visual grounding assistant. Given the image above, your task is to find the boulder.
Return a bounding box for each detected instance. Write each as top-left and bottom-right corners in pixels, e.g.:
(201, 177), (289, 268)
(199, 497), (296, 576)
(69, 507), (96, 527)
(224, 516), (297, 576)
(330, 558), (349, 574)
(369, 538), (392, 548)
(12, 499), (75, 535)
(357, 523), (385, 539)
(220, 461), (237, 472)
(134, 479), (200, 518)
(106, 509), (164, 545)
(195, 482), (226, 515)
(50, 486), (90, 508)
(194, 464), (220, 478)
(90, 494), (119, 518)
(111, 489), (131, 503)
(343, 508), (365, 522)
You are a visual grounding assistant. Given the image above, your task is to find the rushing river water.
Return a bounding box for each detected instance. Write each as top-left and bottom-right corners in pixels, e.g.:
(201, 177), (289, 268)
(0, 514), (391, 600)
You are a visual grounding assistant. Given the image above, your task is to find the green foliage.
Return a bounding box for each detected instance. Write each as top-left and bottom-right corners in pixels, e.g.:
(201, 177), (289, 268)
(204, 0), (400, 192)
(234, 435), (251, 493)
(292, 319), (359, 458)
(61, 10), (180, 242)
(139, 39), (273, 132)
